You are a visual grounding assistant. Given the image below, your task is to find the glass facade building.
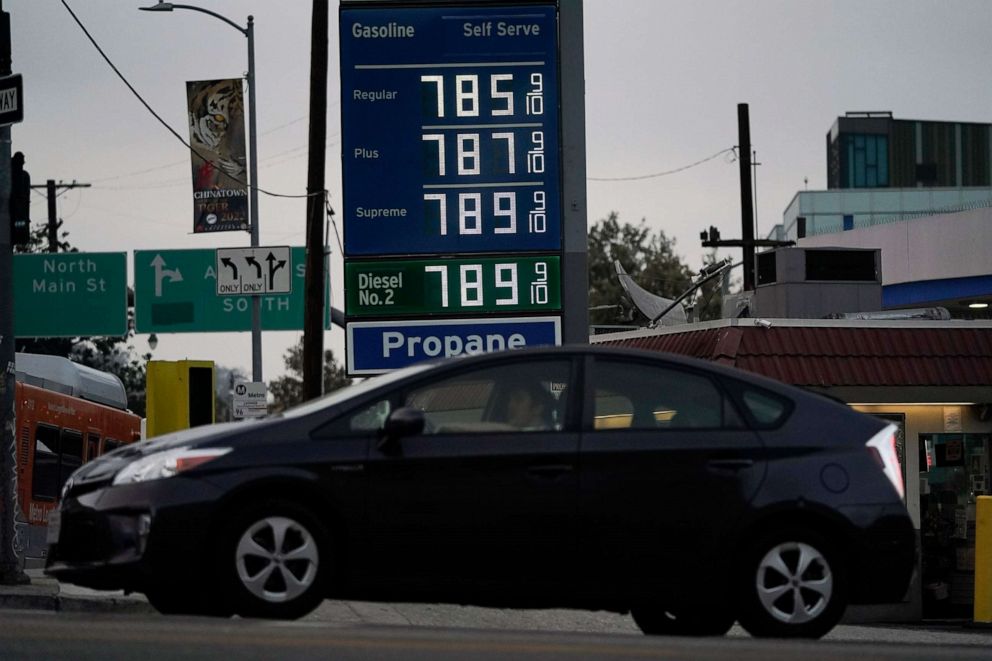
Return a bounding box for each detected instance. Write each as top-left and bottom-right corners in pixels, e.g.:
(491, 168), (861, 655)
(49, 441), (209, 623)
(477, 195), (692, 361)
(827, 112), (991, 190)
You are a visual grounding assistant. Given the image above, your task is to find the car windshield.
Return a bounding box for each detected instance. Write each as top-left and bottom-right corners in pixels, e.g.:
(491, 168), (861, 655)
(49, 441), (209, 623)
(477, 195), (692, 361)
(275, 362), (436, 419)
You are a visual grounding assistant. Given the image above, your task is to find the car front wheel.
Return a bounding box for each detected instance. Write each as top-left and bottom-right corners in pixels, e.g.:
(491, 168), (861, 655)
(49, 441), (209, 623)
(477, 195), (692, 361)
(222, 500), (327, 620)
(737, 528), (846, 638)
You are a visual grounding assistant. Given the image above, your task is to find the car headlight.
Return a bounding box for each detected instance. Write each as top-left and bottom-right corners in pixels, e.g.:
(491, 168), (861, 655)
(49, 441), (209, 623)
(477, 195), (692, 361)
(112, 447), (232, 486)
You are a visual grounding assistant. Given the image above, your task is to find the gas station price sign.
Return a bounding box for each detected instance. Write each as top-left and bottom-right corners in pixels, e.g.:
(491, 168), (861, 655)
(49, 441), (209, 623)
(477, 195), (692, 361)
(339, 4), (561, 256)
(346, 255), (561, 317)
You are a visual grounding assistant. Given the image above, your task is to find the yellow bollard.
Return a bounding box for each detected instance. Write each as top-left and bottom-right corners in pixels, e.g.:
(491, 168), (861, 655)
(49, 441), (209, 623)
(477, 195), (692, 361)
(976, 496), (992, 624)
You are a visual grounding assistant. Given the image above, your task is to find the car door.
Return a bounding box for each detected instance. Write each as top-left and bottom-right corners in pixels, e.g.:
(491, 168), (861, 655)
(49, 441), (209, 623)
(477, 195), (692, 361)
(578, 355), (767, 601)
(365, 356), (579, 599)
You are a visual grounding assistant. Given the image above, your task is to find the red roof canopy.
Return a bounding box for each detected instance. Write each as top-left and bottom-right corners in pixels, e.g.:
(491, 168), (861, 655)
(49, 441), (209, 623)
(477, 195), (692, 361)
(596, 324), (992, 388)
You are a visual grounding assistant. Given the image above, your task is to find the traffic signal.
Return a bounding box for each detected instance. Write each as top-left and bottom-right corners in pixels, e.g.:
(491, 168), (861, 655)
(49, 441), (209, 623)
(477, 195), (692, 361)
(699, 226), (721, 244)
(9, 151), (30, 245)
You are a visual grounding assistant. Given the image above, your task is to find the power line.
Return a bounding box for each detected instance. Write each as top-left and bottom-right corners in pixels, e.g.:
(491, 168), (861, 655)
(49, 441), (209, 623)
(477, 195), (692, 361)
(60, 0), (320, 200)
(88, 115), (335, 184)
(588, 148), (736, 182)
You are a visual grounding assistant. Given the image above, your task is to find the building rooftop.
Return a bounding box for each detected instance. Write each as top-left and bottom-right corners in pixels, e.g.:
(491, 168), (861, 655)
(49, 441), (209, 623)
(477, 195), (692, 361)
(592, 319), (992, 401)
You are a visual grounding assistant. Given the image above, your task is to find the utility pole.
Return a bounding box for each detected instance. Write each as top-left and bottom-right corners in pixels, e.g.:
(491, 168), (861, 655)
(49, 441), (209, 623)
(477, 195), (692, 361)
(31, 180), (90, 252)
(0, 0), (29, 585)
(302, 0), (328, 401)
(699, 107), (791, 283)
(737, 103), (755, 292)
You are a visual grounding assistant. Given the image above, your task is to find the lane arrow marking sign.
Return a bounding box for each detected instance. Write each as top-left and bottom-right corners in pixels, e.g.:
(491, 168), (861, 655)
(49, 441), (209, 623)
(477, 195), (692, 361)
(221, 257), (239, 280)
(150, 254), (183, 297)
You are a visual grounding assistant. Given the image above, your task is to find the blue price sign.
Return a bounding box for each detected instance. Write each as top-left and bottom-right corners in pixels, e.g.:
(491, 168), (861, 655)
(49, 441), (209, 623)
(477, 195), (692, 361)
(340, 4), (561, 256)
(347, 317), (561, 375)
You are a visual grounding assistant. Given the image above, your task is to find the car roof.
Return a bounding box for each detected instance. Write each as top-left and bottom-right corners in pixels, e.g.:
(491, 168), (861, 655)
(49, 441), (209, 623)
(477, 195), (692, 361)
(422, 344), (803, 397)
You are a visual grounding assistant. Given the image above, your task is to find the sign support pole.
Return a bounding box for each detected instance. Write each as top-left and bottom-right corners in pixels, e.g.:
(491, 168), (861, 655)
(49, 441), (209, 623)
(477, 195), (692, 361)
(246, 15), (263, 382)
(0, 0), (29, 585)
(559, 0), (589, 343)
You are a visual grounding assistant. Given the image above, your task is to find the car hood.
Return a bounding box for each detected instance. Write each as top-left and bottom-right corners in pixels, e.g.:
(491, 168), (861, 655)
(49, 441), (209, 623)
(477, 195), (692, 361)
(68, 418), (274, 487)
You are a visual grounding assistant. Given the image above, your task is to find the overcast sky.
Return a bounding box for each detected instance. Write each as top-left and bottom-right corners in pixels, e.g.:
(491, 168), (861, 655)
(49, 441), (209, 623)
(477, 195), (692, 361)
(8, 0), (992, 383)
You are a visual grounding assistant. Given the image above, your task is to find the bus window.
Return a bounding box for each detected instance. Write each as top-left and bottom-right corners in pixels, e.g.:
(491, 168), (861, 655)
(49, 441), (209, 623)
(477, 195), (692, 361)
(32, 425), (60, 501)
(103, 439), (123, 454)
(60, 429), (84, 490)
(86, 433), (100, 461)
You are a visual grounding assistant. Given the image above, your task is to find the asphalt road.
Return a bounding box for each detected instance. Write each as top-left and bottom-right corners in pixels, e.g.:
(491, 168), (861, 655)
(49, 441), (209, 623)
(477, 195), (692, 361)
(1, 608), (990, 661)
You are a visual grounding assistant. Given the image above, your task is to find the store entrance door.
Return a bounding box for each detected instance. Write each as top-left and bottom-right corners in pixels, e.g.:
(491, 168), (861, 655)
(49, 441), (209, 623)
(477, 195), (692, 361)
(919, 433), (990, 617)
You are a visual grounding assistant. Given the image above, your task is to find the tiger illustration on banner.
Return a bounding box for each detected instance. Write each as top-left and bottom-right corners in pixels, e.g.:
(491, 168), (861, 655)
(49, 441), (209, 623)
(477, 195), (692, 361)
(186, 78), (249, 233)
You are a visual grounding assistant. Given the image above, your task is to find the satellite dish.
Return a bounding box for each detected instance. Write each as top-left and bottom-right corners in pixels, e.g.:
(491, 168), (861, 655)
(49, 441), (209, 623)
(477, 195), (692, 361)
(614, 260), (687, 326)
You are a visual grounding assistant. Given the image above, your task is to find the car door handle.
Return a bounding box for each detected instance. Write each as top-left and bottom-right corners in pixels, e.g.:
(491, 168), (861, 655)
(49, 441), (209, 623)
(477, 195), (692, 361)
(707, 459), (754, 471)
(527, 464), (574, 477)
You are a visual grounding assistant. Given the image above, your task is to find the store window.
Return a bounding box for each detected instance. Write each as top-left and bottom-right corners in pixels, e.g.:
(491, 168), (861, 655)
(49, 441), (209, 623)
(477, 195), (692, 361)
(919, 433), (990, 616)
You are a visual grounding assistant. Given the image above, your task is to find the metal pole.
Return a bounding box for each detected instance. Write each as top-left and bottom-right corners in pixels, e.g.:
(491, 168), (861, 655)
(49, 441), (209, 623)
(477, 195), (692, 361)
(246, 16), (261, 382)
(302, 0), (329, 402)
(139, 4), (260, 379)
(559, 0), (589, 343)
(46, 179), (56, 253)
(737, 103), (755, 292)
(0, 0), (29, 585)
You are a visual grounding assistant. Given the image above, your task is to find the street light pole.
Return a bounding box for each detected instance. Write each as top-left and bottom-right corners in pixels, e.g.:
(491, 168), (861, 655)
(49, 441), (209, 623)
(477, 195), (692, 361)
(140, 2), (262, 381)
(245, 15), (261, 382)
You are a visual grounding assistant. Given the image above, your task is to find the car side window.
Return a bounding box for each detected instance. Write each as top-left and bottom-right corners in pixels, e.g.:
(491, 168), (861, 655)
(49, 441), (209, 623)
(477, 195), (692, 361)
(591, 359), (725, 430)
(316, 398), (393, 437)
(404, 360), (571, 434)
(348, 399), (393, 431)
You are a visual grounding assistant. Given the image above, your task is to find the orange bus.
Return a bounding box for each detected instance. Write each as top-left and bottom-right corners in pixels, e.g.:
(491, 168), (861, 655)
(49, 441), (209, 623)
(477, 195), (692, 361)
(13, 354), (142, 562)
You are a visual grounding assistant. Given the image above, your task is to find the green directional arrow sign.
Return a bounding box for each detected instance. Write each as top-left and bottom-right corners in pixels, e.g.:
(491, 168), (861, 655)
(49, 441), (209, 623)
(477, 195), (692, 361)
(13, 252), (128, 337)
(134, 247), (329, 333)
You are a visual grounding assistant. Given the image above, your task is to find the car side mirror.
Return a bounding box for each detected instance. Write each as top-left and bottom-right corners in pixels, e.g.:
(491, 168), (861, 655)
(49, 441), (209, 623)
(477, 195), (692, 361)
(377, 407), (425, 453)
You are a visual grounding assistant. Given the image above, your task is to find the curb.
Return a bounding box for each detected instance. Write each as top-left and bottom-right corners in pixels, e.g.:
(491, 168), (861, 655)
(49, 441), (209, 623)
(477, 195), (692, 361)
(0, 593), (154, 614)
(0, 582), (155, 615)
(58, 594), (156, 614)
(0, 592), (60, 611)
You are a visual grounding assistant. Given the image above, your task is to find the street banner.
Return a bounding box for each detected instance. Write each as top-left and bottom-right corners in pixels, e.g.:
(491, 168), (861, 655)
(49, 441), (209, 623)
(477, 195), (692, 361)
(186, 79), (249, 233)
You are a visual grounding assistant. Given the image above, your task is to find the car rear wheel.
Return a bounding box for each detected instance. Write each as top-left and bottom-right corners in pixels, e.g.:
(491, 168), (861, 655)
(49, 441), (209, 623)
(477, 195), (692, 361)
(222, 500), (328, 620)
(737, 528), (846, 638)
(631, 605), (735, 636)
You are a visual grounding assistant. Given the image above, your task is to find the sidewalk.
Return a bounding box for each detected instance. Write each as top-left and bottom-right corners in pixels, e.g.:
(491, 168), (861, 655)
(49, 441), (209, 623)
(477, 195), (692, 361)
(0, 569), (153, 614)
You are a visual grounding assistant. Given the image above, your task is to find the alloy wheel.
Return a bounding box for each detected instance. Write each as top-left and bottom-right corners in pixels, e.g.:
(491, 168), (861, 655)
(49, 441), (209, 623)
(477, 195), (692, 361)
(235, 515), (319, 603)
(755, 541), (833, 624)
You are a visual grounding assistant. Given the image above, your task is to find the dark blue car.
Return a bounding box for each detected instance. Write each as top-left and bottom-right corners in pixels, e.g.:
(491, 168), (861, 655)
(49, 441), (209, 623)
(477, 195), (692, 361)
(46, 345), (913, 638)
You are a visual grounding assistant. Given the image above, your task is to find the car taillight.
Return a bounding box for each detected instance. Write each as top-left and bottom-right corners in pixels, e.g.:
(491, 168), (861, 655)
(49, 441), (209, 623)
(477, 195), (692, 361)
(866, 424), (904, 500)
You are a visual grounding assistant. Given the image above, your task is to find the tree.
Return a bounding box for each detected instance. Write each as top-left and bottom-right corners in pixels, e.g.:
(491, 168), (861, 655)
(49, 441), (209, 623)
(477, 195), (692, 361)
(588, 212), (693, 326)
(694, 249), (730, 322)
(70, 338), (151, 417)
(587, 212), (728, 326)
(213, 364), (249, 422)
(269, 338), (351, 412)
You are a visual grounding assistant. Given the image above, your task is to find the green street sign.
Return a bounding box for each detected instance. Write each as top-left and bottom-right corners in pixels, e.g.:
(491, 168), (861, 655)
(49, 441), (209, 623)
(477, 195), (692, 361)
(134, 247), (330, 333)
(13, 252), (128, 337)
(345, 255), (561, 317)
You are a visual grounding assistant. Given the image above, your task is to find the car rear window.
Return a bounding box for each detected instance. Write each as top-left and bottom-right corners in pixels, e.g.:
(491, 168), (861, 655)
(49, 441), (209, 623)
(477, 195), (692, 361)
(740, 388), (791, 427)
